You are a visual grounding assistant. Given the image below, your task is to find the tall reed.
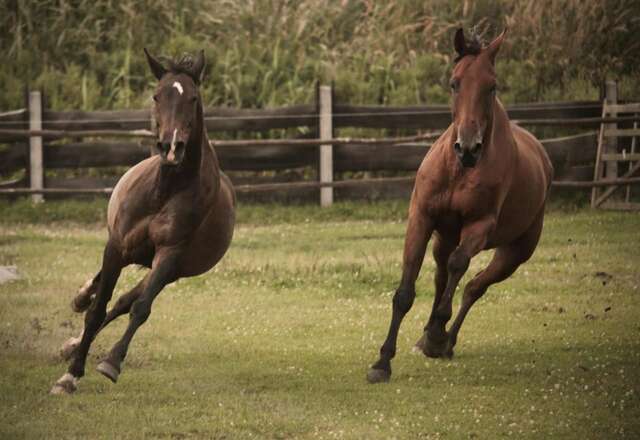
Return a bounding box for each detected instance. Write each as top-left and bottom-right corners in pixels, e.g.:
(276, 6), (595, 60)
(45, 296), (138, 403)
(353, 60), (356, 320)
(0, 0), (637, 111)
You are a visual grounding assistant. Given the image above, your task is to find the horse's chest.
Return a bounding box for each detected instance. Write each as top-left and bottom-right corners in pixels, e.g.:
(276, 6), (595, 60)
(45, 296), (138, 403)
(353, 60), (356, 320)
(148, 206), (197, 246)
(448, 178), (501, 215)
(116, 217), (154, 265)
(426, 185), (489, 219)
(117, 201), (198, 259)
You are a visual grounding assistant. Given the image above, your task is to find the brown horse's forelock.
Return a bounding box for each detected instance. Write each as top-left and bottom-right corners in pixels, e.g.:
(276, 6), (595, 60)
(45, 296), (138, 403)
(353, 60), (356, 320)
(162, 54), (200, 83)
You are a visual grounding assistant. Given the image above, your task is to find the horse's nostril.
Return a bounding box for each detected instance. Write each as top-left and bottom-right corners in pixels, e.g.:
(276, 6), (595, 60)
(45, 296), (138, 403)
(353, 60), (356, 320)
(454, 142), (462, 153)
(157, 142), (172, 153)
(474, 143), (482, 153)
(176, 141), (185, 150)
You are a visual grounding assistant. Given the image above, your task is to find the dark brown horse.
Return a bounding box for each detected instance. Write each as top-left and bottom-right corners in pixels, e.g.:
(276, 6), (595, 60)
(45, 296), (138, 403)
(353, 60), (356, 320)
(51, 49), (236, 394)
(367, 28), (553, 383)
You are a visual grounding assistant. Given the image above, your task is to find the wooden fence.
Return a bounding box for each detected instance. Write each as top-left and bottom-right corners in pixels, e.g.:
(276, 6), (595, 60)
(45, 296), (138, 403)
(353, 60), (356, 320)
(0, 82), (636, 204)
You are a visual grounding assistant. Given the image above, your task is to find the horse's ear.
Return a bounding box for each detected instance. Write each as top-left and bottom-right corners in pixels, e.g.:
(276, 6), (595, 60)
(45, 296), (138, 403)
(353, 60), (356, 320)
(485, 28), (507, 65)
(454, 28), (467, 58)
(192, 50), (206, 84)
(144, 48), (166, 81)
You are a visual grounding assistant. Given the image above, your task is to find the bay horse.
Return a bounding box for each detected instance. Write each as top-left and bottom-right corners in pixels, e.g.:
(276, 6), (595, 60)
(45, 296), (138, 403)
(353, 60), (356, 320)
(367, 28), (553, 383)
(51, 49), (236, 394)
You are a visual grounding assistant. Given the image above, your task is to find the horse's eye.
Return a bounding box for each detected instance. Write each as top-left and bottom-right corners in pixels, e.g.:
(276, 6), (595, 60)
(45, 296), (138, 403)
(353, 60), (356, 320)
(490, 85), (497, 94)
(450, 80), (459, 93)
(191, 96), (197, 103)
(152, 94), (159, 102)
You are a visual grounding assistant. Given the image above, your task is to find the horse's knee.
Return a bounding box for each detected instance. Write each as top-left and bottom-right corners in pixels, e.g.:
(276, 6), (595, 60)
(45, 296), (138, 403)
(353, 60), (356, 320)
(392, 286), (415, 315)
(447, 248), (470, 275)
(433, 240), (453, 267)
(84, 306), (106, 332)
(130, 299), (152, 325)
(112, 293), (134, 312)
(462, 279), (487, 304)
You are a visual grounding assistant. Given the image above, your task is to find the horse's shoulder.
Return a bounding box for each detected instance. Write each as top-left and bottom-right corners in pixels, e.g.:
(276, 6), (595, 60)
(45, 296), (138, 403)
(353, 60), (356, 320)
(107, 157), (160, 232)
(112, 157), (159, 196)
(419, 126), (453, 172)
(510, 124), (553, 180)
(511, 124), (545, 156)
(412, 126), (458, 211)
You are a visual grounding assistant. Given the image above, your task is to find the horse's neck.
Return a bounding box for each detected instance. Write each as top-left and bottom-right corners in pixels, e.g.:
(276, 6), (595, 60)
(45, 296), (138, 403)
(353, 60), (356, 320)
(486, 98), (516, 155)
(194, 103), (221, 185)
(200, 131), (221, 188)
(154, 162), (193, 201)
(153, 134), (207, 200)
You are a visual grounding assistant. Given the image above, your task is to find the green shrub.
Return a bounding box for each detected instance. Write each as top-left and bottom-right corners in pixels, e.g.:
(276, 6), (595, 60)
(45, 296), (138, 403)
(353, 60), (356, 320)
(0, 0), (637, 111)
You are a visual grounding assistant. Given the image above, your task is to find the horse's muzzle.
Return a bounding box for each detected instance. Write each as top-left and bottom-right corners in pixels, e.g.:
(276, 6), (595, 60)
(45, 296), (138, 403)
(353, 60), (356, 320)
(454, 142), (481, 168)
(156, 141), (185, 166)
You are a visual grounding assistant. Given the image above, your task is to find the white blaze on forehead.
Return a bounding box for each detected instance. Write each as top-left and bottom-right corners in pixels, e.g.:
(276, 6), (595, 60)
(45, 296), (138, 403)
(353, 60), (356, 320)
(172, 81), (184, 95)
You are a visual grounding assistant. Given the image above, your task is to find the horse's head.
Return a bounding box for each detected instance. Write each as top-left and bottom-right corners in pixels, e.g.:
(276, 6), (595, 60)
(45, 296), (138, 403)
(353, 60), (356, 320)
(449, 28), (506, 168)
(144, 49), (206, 167)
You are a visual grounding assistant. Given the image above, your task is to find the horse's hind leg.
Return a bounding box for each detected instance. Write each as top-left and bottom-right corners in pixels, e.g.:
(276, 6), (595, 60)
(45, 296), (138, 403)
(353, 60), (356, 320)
(97, 251), (179, 383)
(51, 241), (123, 394)
(422, 218), (497, 358)
(60, 275), (148, 360)
(445, 210), (544, 356)
(99, 274), (149, 331)
(71, 271), (101, 312)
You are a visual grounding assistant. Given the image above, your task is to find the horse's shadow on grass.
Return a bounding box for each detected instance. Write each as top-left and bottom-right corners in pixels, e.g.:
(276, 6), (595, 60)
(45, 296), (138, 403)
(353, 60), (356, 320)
(396, 340), (624, 387)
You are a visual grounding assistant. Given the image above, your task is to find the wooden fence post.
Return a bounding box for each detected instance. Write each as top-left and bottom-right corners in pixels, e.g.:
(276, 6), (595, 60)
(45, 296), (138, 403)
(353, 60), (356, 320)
(604, 80), (618, 182)
(29, 90), (44, 203)
(319, 84), (333, 207)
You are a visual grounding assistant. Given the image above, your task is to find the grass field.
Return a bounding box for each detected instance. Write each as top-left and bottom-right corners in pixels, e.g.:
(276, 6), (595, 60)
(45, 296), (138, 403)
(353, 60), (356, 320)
(0, 201), (639, 439)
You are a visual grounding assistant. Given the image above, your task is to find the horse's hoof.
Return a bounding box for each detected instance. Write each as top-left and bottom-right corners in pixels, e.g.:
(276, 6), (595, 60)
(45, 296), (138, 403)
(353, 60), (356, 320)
(422, 336), (450, 359)
(96, 360), (120, 383)
(60, 336), (81, 360)
(50, 373), (78, 395)
(71, 293), (94, 313)
(367, 368), (391, 384)
(71, 279), (95, 312)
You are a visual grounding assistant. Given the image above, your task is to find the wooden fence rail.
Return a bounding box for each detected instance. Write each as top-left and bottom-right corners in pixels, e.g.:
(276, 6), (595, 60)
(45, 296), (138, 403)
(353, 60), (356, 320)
(0, 100), (614, 141)
(1, 83), (636, 204)
(0, 131), (598, 174)
(1, 176), (639, 196)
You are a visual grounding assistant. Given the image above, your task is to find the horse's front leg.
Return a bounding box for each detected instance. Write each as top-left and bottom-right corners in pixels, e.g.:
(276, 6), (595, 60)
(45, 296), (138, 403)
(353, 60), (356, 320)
(60, 274), (149, 360)
(51, 242), (123, 394)
(367, 206), (434, 383)
(423, 217), (495, 358)
(96, 249), (180, 383)
(70, 271), (101, 313)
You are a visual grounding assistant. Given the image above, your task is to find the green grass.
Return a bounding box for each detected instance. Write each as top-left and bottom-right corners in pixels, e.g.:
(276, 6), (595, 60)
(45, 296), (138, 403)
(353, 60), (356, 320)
(0, 198), (411, 226)
(0, 202), (639, 438)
